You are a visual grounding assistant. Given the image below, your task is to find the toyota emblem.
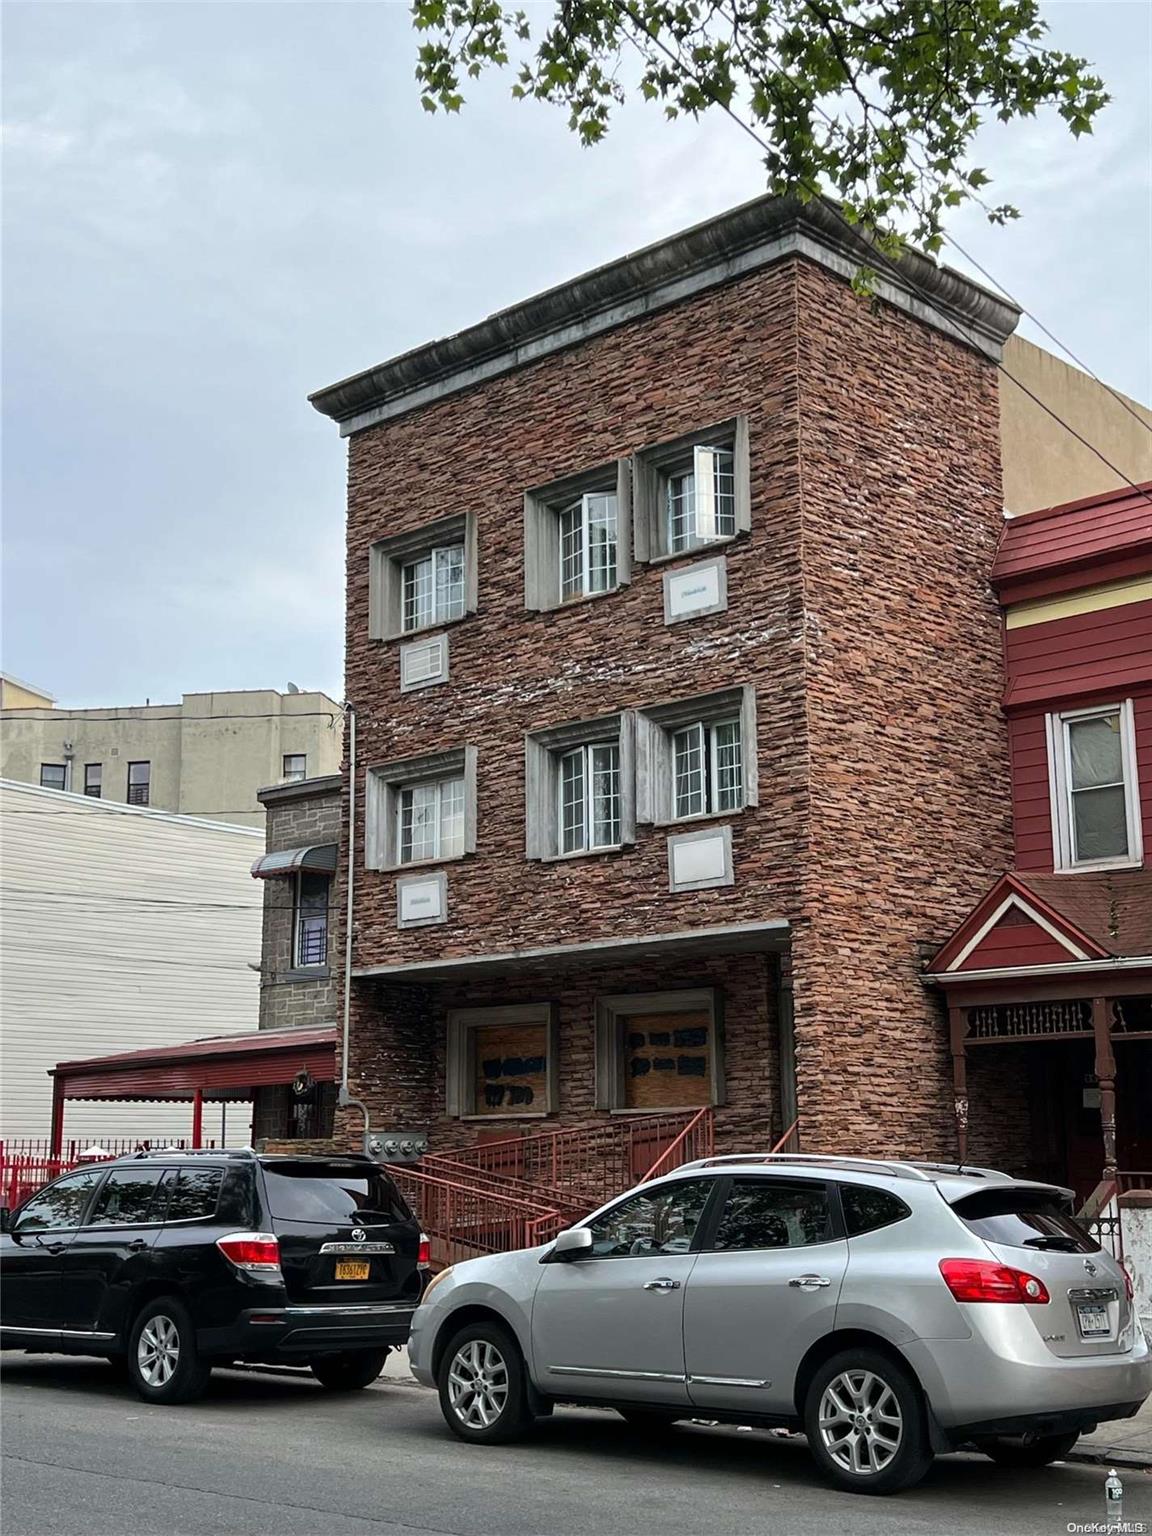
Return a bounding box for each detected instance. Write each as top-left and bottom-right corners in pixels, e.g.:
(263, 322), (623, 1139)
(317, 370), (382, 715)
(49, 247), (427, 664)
(1084, 1258), (1098, 1276)
(351, 1228), (367, 1242)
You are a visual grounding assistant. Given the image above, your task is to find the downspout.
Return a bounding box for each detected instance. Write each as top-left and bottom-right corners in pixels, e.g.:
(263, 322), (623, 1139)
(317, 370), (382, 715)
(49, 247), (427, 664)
(337, 701), (372, 1155)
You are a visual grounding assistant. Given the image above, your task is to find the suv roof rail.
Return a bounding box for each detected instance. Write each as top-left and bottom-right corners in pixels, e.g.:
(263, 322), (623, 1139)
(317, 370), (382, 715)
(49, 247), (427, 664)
(676, 1152), (1012, 1183)
(128, 1146), (258, 1160)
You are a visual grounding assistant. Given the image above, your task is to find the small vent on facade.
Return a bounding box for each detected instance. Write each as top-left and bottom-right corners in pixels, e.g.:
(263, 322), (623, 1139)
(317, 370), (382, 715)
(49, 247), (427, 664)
(399, 633), (449, 692)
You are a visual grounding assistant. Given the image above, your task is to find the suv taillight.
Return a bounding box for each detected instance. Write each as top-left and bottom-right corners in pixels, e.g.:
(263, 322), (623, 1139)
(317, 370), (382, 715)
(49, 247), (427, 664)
(939, 1258), (1050, 1304)
(418, 1233), (431, 1268)
(217, 1232), (282, 1275)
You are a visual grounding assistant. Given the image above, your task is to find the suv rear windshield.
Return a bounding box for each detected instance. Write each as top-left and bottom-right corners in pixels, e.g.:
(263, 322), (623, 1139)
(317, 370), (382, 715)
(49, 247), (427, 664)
(952, 1189), (1099, 1254)
(261, 1162), (411, 1225)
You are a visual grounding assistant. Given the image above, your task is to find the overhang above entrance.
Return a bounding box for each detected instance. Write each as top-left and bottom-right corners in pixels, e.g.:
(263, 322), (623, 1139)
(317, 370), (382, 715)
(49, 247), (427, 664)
(351, 919), (790, 985)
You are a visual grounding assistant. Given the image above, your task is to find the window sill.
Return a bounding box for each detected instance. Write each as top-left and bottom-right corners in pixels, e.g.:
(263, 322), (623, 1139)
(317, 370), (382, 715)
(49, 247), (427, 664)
(282, 966), (331, 982)
(1053, 856), (1144, 874)
(655, 807), (747, 830)
(537, 584), (627, 614)
(540, 843), (629, 864)
(607, 1106), (717, 1116)
(644, 534), (741, 567)
(457, 1112), (553, 1122)
(375, 852), (471, 874)
(377, 611), (475, 644)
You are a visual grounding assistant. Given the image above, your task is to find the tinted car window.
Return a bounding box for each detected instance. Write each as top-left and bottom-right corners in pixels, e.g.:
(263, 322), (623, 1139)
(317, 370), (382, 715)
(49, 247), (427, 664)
(586, 1179), (713, 1258)
(952, 1190), (1099, 1253)
(89, 1168), (167, 1225)
(841, 1184), (910, 1237)
(164, 1168), (224, 1222)
(14, 1170), (103, 1232)
(711, 1178), (832, 1250)
(261, 1163), (410, 1225)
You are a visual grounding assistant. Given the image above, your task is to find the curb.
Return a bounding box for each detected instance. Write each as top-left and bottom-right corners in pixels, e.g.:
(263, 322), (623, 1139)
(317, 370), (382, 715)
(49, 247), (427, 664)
(1066, 1448), (1152, 1472)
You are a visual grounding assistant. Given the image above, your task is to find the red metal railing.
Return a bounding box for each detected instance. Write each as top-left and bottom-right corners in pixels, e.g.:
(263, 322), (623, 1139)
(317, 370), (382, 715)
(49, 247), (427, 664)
(0, 1139), (215, 1211)
(390, 1164), (564, 1269)
(425, 1111), (713, 1209)
(637, 1107), (715, 1182)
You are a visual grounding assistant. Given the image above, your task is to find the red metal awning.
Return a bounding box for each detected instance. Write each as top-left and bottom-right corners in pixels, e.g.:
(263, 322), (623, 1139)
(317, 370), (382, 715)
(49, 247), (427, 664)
(50, 1027), (337, 1100)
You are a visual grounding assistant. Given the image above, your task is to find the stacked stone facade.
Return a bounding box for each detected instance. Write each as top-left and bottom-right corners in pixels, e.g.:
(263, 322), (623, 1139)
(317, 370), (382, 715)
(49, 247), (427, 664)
(321, 200), (1018, 1165)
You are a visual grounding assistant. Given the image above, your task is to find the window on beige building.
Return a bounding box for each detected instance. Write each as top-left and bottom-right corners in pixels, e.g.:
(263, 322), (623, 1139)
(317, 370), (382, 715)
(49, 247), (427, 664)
(126, 761), (151, 806)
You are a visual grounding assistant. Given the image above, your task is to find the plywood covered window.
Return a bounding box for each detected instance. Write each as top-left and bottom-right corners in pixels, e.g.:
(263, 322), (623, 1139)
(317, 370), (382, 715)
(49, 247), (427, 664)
(595, 989), (724, 1111)
(446, 1004), (558, 1118)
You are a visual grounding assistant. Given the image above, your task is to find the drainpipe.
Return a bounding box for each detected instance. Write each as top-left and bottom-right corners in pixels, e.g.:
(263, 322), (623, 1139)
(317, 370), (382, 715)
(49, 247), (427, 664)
(338, 702), (372, 1155)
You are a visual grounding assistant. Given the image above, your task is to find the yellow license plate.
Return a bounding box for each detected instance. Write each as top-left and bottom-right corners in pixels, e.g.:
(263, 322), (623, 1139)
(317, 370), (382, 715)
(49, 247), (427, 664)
(335, 1260), (370, 1281)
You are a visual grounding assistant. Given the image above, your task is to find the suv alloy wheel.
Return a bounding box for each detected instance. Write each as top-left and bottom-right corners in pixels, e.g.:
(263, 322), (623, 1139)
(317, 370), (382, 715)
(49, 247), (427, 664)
(127, 1297), (213, 1405)
(437, 1321), (535, 1444)
(803, 1348), (933, 1494)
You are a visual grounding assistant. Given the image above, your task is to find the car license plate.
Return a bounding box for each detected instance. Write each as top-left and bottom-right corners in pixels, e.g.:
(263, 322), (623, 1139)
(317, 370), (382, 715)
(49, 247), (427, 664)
(335, 1260), (371, 1281)
(1076, 1303), (1110, 1338)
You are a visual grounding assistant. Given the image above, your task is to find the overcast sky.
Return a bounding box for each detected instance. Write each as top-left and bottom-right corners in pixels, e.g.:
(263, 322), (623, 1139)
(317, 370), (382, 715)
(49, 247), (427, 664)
(3, 1), (1150, 708)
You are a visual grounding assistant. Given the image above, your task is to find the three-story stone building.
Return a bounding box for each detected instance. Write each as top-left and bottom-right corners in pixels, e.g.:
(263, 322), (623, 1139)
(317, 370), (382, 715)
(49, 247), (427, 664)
(310, 194), (1022, 1173)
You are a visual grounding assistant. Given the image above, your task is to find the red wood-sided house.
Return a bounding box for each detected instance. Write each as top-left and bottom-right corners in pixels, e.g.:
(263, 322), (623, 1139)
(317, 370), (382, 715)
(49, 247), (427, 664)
(927, 482), (1152, 1200)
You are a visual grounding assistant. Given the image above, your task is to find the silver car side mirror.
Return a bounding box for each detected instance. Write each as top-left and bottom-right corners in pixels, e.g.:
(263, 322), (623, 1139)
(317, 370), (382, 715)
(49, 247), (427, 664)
(547, 1227), (593, 1261)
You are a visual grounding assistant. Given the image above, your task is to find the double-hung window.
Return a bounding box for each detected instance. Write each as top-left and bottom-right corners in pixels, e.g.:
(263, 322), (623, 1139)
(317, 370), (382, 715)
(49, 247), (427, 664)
(365, 747), (477, 871)
(402, 544), (465, 632)
(667, 446), (736, 553)
(671, 718), (743, 819)
(524, 461), (631, 611)
(525, 713), (635, 859)
(39, 763), (66, 791)
(398, 776), (466, 864)
(1049, 701), (1142, 870)
(558, 741), (621, 854)
(636, 686), (757, 826)
(127, 761), (151, 806)
(368, 512), (478, 641)
(559, 492), (618, 601)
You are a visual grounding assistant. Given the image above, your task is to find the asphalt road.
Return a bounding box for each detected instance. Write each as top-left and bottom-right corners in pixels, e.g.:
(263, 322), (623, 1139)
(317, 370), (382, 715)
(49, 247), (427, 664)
(2, 1355), (1150, 1536)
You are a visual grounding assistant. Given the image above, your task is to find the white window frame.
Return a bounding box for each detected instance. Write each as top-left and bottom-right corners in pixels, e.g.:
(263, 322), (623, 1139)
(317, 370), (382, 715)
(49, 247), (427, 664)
(557, 740), (621, 855)
(368, 511), (478, 641)
(525, 713), (636, 860)
(446, 1003), (559, 1119)
(401, 543), (466, 633)
(558, 491), (619, 602)
(1047, 699), (1143, 872)
(524, 460), (631, 611)
(594, 989), (725, 1112)
(365, 747), (478, 871)
(633, 417), (750, 564)
(397, 775), (466, 865)
(636, 686), (757, 826)
(282, 753), (307, 783)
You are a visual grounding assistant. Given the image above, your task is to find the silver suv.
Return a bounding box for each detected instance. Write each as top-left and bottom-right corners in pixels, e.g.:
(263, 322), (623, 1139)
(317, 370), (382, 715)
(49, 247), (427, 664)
(409, 1154), (1150, 1494)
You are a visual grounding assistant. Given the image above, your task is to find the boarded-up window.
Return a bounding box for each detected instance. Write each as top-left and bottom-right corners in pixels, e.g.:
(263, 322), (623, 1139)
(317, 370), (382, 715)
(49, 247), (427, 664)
(623, 1011), (712, 1109)
(472, 1021), (549, 1116)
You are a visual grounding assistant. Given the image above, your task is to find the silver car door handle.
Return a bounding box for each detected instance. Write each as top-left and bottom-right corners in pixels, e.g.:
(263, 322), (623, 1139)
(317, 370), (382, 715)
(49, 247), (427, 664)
(788, 1274), (832, 1289)
(643, 1277), (681, 1291)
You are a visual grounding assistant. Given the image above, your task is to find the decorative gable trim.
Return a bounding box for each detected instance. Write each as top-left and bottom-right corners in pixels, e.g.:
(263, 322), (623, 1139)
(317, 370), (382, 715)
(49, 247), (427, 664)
(946, 892), (1090, 971)
(928, 871), (1111, 975)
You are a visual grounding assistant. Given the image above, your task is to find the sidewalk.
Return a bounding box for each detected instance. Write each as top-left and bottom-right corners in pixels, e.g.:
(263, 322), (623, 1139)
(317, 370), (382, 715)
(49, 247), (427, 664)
(1070, 1392), (1152, 1471)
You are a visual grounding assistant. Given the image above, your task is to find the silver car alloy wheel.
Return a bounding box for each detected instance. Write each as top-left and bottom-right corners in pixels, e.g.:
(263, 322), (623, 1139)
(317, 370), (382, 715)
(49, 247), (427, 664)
(137, 1315), (181, 1388)
(817, 1369), (903, 1476)
(447, 1339), (509, 1430)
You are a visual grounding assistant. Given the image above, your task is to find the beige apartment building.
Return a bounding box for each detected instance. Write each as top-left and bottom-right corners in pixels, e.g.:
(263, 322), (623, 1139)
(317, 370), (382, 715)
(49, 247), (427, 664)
(1000, 335), (1152, 514)
(0, 688), (342, 828)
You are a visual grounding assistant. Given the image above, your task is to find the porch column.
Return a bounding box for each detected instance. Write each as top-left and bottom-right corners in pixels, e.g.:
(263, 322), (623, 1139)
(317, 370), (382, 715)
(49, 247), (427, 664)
(1091, 997), (1118, 1181)
(948, 1005), (969, 1164)
(49, 1077), (66, 1159)
(191, 1088), (204, 1150)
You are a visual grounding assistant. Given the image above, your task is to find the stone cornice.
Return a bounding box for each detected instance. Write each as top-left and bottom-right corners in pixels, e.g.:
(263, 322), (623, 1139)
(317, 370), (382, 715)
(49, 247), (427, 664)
(310, 194), (1020, 437)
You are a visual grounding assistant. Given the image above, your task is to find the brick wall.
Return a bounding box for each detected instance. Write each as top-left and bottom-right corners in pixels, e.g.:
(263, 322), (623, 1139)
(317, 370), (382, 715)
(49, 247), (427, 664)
(966, 1047), (1034, 1173)
(337, 251), (1011, 1162)
(259, 785), (341, 1032)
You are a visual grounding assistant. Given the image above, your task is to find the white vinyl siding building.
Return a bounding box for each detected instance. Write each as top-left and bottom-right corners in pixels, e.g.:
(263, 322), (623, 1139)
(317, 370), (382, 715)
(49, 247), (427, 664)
(0, 780), (262, 1143)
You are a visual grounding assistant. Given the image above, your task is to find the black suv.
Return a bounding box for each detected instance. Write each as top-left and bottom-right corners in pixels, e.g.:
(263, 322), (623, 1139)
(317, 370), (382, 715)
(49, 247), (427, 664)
(0, 1150), (424, 1403)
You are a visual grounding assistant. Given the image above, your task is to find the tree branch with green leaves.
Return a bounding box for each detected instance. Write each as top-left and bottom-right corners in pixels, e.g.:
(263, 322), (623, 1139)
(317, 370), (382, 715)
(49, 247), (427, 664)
(411, 0), (1108, 254)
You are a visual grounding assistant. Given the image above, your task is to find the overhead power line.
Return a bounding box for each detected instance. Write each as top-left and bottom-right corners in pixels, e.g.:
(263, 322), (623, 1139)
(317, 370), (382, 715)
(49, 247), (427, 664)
(614, 2), (1152, 505)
